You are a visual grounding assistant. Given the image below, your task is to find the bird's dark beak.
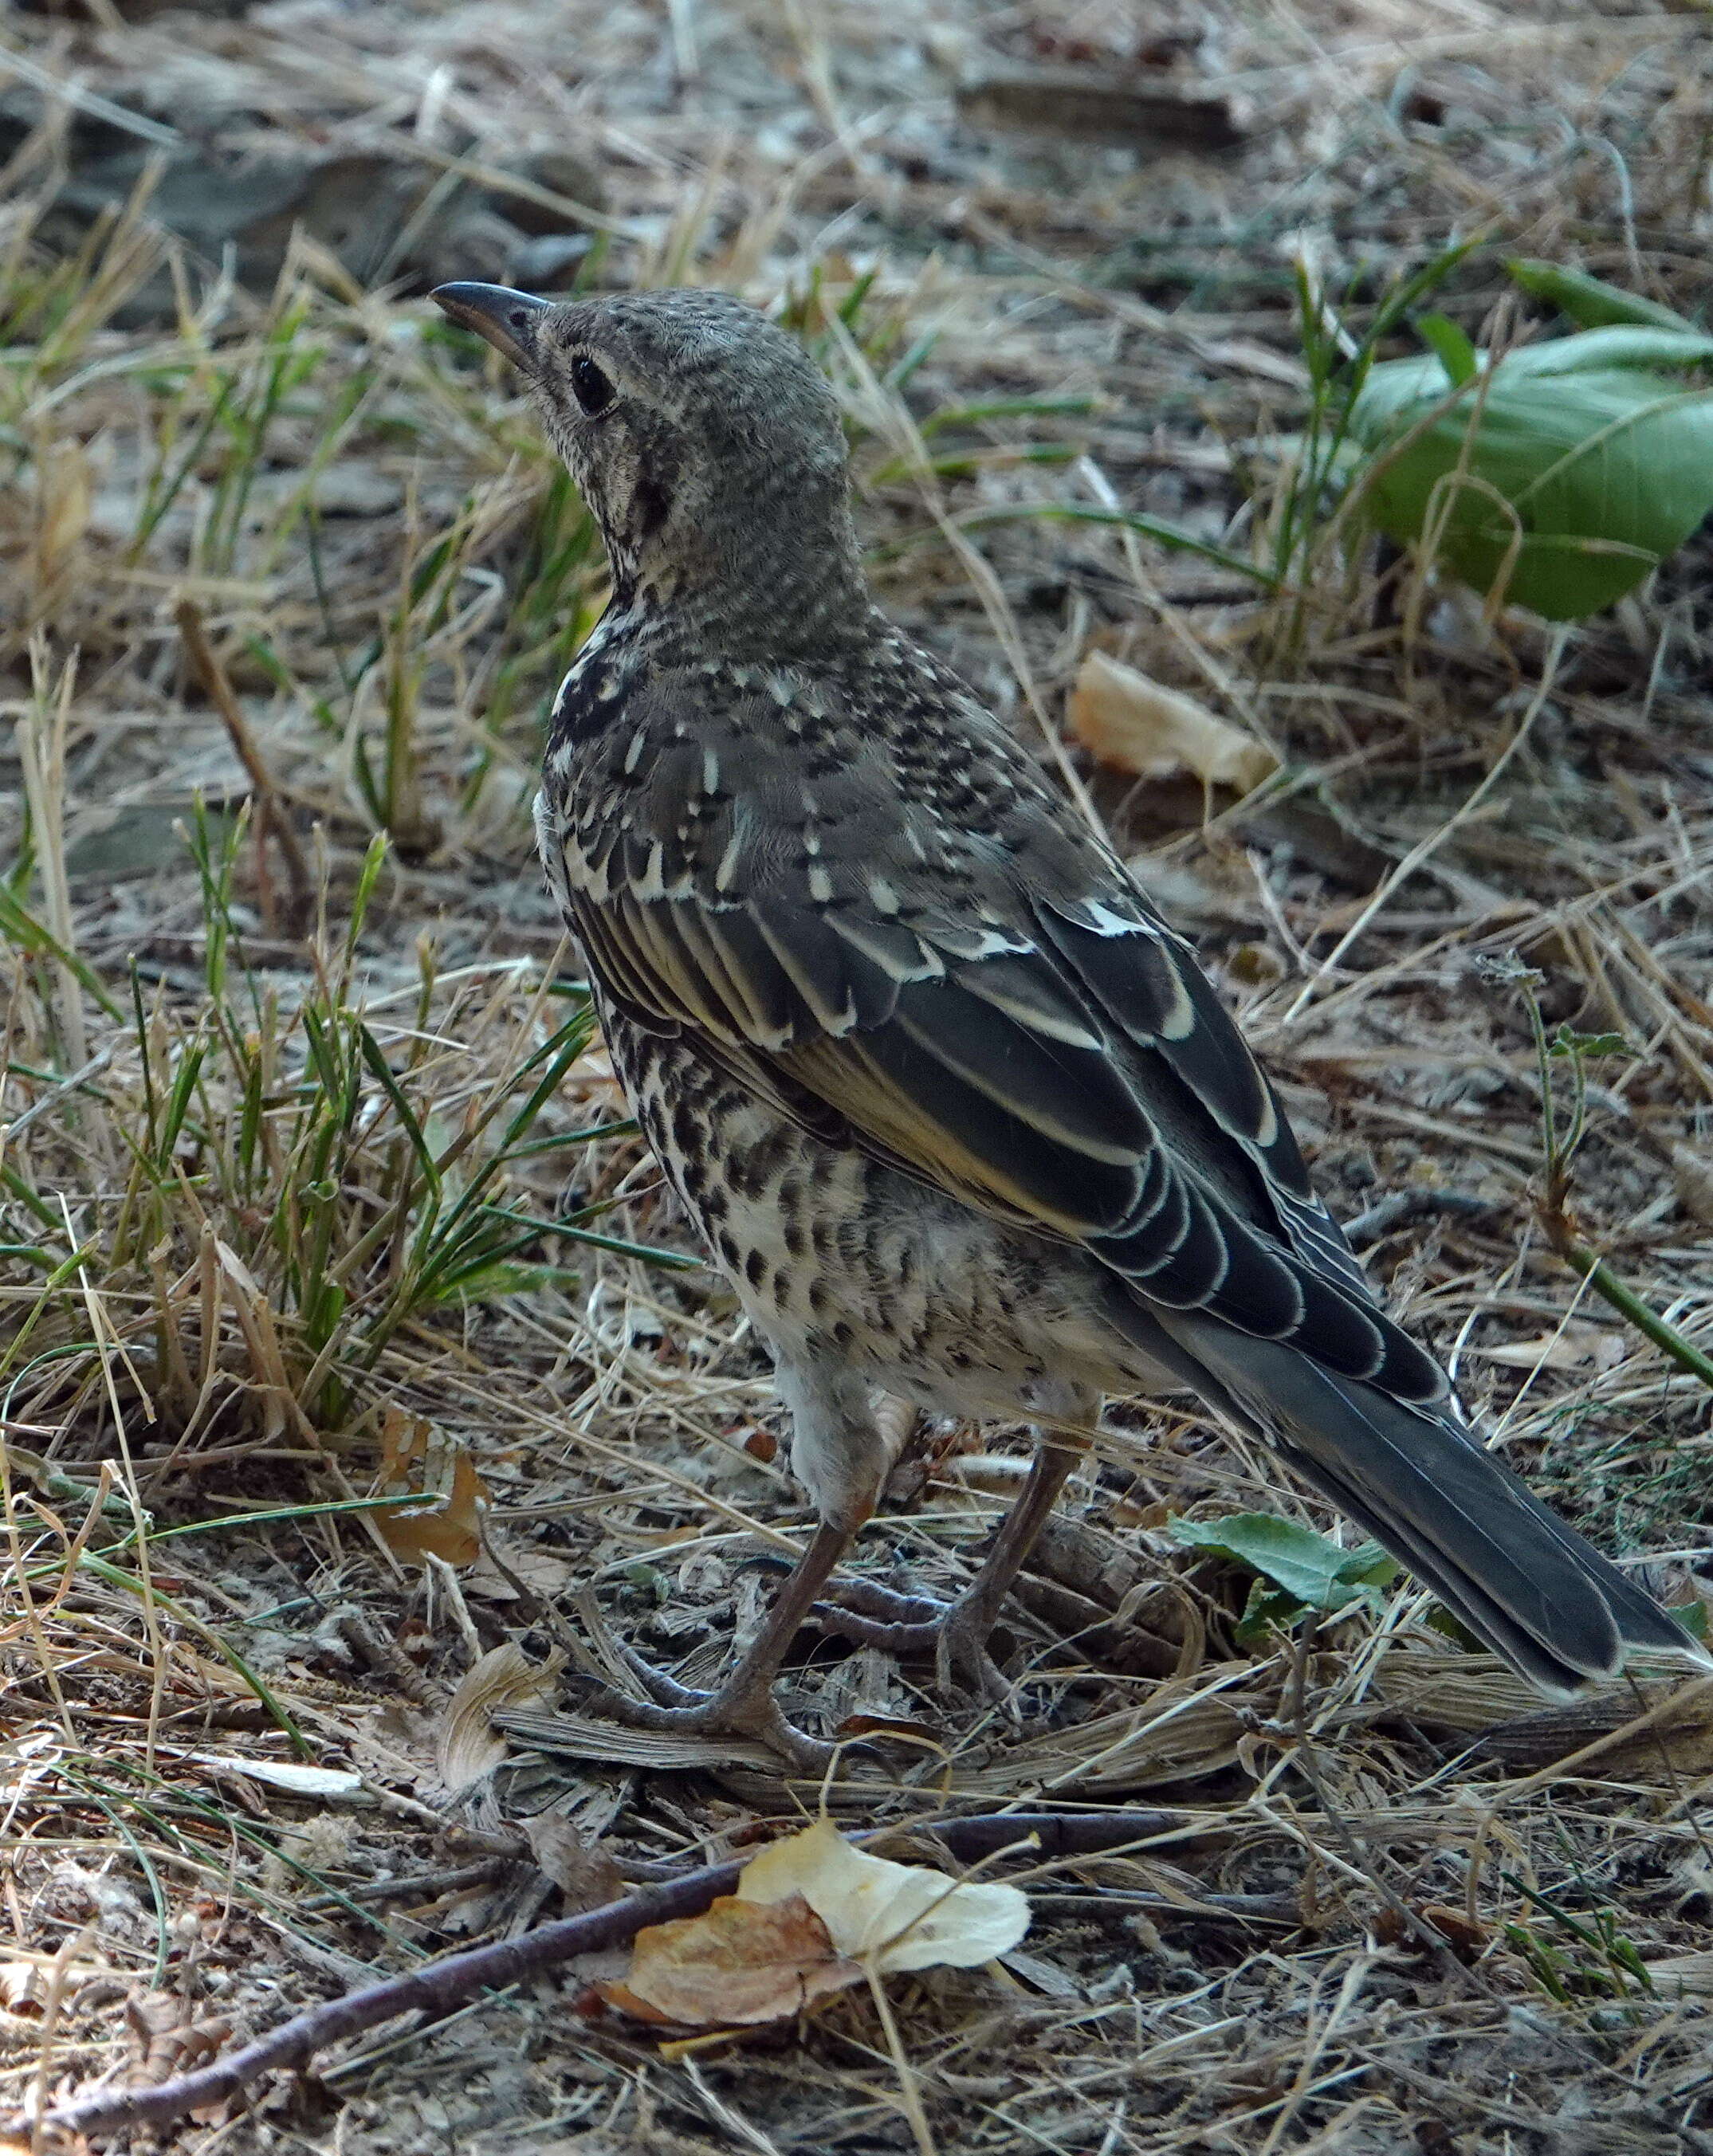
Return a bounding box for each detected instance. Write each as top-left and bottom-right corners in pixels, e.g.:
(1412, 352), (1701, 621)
(430, 282), (552, 368)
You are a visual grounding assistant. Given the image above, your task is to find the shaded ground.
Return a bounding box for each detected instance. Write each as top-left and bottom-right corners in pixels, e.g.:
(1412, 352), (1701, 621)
(4, 0), (1713, 2149)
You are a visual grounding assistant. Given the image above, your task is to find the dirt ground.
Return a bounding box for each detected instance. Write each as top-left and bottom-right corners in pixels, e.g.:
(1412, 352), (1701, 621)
(5, 0), (1713, 2150)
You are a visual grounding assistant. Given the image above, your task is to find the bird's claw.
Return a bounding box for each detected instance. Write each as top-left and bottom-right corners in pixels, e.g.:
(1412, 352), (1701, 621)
(598, 1628), (707, 1709)
(813, 1578), (1012, 1702)
(572, 1521), (863, 1773)
(580, 1666), (835, 1773)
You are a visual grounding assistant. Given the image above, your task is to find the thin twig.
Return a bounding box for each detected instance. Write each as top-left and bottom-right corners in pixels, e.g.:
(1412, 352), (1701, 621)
(176, 599), (313, 932)
(297, 1860), (513, 1914)
(1343, 1186), (1497, 1249)
(0, 42), (179, 147)
(1278, 630), (1566, 1027)
(37, 1812), (1181, 2140)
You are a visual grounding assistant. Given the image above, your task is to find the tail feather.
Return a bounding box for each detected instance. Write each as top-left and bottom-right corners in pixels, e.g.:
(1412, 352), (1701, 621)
(1267, 1435), (1636, 1695)
(1125, 1303), (1708, 1694)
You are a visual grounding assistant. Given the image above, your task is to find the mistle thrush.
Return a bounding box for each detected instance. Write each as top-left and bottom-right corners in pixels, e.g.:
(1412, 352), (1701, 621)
(433, 281), (1706, 1767)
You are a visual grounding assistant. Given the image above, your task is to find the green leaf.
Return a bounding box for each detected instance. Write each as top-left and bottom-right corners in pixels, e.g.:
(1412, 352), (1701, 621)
(1426, 1604), (1483, 1651)
(1346, 328), (1713, 619)
(1547, 1026), (1630, 1059)
(1235, 1581), (1310, 1646)
(0, 882), (125, 1019)
(1506, 259), (1699, 335)
(356, 1023), (442, 1201)
(1417, 312), (1478, 385)
(426, 1258), (586, 1302)
(1496, 325), (1713, 376)
(1169, 1511), (1397, 1619)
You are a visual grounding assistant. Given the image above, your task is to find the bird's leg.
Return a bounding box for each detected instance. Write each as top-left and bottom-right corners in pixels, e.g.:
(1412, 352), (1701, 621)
(581, 1521), (855, 1771)
(580, 1359), (898, 1770)
(815, 1438), (1085, 1695)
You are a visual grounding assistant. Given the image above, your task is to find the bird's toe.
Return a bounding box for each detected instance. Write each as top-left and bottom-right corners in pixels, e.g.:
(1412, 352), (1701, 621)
(580, 1674), (835, 1773)
(813, 1577), (1019, 1706)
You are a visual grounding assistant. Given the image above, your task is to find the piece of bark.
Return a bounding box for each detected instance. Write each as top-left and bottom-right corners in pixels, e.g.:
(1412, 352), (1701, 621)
(1475, 1680), (1713, 1774)
(957, 67), (1247, 154)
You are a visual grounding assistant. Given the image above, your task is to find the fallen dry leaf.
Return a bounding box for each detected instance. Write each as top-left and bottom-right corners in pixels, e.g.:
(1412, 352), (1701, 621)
(371, 1404), (488, 1565)
(1673, 1145), (1713, 1227)
(957, 66), (1246, 153)
(601, 1892), (859, 2025)
(525, 1812), (625, 1908)
(736, 1817), (1030, 1973)
(125, 1990), (233, 2087)
(1067, 650), (1276, 795)
(436, 1642), (559, 1793)
(601, 1819), (1031, 2030)
(505, 1548), (583, 1596)
(33, 438), (91, 597)
(1471, 1322), (1622, 1373)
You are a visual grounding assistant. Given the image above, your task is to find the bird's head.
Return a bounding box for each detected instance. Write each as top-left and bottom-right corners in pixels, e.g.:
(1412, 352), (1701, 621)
(431, 282), (866, 640)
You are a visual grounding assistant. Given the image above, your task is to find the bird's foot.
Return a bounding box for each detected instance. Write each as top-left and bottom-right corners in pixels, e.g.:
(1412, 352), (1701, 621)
(582, 1631), (834, 1773)
(574, 1534), (850, 1773)
(812, 1577), (1012, 1701)
(811, 1443), (1082, 1708)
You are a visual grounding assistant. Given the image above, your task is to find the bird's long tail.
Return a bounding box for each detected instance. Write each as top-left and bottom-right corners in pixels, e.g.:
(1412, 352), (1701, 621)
(1121, 1303), (1708, 1694)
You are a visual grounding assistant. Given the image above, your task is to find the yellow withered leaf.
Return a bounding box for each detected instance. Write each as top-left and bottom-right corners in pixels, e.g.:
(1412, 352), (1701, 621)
(371, 1405), (487, 1565)
(602, 1819), (1031, 2030)
(600, 1892), (858, 2026)
(737, 1817), (1030, 1972)
(1068, 650), (1276, 795)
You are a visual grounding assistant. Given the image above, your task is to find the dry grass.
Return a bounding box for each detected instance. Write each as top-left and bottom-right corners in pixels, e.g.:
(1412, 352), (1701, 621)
(4, 0), (1713, 2149)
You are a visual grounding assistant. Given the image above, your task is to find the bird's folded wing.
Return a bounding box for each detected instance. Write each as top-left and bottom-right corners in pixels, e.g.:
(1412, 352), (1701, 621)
(553, 697), (1446, 1408)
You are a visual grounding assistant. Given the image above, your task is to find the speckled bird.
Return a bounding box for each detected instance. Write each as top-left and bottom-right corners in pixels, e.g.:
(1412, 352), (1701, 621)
(433, 280), (1705, 1765)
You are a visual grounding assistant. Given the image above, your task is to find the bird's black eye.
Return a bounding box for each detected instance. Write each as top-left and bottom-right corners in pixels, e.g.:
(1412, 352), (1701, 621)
(570, 354), (615, 416)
